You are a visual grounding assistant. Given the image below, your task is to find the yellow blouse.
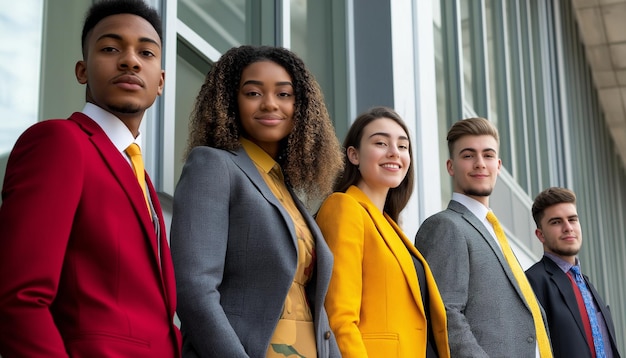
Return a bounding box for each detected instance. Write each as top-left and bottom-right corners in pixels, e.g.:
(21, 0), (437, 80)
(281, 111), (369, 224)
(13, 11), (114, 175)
(241, 138), (317, 358)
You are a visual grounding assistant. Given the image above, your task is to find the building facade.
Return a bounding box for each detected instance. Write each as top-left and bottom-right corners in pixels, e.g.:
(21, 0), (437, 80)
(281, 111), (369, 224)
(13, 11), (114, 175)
(1, 0), (624, 352)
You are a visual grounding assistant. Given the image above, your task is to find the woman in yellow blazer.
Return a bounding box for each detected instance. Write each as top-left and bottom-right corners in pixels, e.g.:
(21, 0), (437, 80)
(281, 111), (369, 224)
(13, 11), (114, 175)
(316, 107), (450, 357)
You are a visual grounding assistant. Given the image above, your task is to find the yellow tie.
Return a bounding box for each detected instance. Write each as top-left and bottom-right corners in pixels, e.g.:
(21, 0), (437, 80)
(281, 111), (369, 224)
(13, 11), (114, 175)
(125, 143), (151, 216)
(486, 211), (552, 358)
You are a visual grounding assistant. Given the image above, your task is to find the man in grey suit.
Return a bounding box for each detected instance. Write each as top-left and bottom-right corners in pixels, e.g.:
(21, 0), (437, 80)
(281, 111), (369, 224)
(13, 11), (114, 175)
(415, 117), (551, 357)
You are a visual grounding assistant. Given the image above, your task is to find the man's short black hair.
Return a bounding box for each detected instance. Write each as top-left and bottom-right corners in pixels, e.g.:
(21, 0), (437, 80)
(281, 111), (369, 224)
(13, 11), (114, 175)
(81, 0), (162, 55)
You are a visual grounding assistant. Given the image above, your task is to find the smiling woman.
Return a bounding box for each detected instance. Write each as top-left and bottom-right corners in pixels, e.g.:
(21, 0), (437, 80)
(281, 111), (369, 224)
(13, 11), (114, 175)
(0, 0), (43, 156)
(315, 106), (451, 358)
(170, 45), (343, 358)
(237, 61), (295, 158)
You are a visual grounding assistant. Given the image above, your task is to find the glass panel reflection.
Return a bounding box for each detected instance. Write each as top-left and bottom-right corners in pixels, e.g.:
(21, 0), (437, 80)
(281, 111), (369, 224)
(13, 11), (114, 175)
(174, 42), (209, 187)
(433, 0), (452, 208)
(460, 0), (474, 109)
(178, 0), (246, 53)
(0, 0), (43, 155)
(485, 0), (498, 125)
(290, 0), (307, 59)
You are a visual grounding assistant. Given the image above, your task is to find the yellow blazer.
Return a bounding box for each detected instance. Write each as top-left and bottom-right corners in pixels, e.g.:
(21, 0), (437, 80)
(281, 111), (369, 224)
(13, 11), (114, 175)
(316, 186), (450, 358)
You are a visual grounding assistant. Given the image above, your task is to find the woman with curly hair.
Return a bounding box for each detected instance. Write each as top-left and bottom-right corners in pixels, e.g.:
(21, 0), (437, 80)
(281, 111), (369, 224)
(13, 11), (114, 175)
(170, 45), (343, 358)
(316, 107), (450, 357)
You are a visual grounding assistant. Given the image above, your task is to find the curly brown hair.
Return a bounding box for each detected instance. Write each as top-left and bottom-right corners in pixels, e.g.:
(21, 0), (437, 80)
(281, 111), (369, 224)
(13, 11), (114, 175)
(186, 45), (343, 200)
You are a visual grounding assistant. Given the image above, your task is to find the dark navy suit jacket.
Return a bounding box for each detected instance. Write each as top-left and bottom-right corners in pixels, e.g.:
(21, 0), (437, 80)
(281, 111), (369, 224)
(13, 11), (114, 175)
(526, 256), (621, 358)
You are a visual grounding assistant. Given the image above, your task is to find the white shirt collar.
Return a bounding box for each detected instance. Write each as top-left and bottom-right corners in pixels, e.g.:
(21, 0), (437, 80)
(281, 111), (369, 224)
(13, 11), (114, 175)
(452, 192), (501, 250)
(81, 102), (142, 154)
(452, 192), (490, 219)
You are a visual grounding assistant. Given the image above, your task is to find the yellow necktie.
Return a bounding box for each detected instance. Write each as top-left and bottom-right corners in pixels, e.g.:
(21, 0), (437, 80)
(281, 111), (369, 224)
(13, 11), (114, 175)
(125, 143), (151, 216)
(486, 211), (552, 358)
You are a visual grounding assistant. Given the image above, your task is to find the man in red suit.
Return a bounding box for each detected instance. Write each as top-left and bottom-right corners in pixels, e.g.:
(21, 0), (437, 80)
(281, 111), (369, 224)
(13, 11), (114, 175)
(0, 0), (181, 356)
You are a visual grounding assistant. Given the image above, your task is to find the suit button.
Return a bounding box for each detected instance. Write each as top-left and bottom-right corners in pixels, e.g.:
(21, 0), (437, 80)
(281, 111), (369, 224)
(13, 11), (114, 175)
(527, 336), (535, 343)
(324, 331), (331, 340)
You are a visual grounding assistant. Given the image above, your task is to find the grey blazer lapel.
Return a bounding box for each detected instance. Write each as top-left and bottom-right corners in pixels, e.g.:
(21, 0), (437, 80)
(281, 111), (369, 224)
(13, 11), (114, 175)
(448, 200), (524, 297)
(448, 200), (504, 261)
(230, 147), (298, 248)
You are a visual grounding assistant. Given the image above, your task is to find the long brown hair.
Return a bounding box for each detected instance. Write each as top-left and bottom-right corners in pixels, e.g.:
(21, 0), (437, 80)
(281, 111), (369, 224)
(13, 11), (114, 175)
(334, 106), (414, 222)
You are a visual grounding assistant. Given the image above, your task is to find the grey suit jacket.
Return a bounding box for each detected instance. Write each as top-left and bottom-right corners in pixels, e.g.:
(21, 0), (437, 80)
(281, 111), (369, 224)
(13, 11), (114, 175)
(170, 146), (340, 358)
(415, 200), (540, 358)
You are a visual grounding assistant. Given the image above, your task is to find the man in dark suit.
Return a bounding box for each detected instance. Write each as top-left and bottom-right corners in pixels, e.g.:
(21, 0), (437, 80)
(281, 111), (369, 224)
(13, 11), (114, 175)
(0, 0), (181, 356)
(526, 187), (621, 358)
(415, 117), (551, 357)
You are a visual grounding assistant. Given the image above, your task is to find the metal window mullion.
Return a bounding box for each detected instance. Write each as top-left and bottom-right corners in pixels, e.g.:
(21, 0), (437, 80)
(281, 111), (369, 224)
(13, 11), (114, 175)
(441, 0), (464, 126)
(469, 0), (489, 117)
(491, 0), (513, 172)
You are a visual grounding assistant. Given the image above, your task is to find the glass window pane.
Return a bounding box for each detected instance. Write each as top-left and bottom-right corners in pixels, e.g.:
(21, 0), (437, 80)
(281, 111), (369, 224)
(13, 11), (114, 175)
(485, 0), (499, 124)
(485, 0), (513, 169)
(289, 0), (349, 139)
(174, 41), (210, 186)
(178, 0), (246, 53)
(507, 1), (530, 191)
(433, 0), (452, 207)
(290, 0), (308, 59)
(0, 0), (44, 155)
(460, 0), (474, 109)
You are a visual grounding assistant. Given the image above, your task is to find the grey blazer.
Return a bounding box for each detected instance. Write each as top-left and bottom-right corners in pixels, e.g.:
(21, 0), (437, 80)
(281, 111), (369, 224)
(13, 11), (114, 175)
(415, 200), (541, 358)
(170, 146), (340, 358)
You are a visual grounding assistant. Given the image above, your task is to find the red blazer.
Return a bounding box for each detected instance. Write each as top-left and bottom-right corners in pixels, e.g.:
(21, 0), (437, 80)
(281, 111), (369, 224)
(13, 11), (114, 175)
(0, 112), (181, 357)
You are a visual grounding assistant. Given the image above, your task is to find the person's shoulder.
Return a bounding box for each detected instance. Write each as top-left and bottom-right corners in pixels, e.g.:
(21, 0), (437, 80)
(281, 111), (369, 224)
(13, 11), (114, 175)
(317, 191), (366, 222)
(422, 206), (462, 225)
(13, 117), (86, 149)
(26, 116), (81, 132)
(416, 207), (468, 242)
(525, 260), (552, 291)
(525, 259), (554, 281)
(186, 145), (237, 164)
(325, 191), (355, 202)
(319, 191), (360, 211)
(525, 260), (545, 274)
(188, 145), (230, 156)
(183, 146), (253, 185)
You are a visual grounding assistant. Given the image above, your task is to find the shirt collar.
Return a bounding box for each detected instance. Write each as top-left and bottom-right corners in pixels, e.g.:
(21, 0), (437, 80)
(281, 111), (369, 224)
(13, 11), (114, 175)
(82, 102), (142, 153)
(452, 192), (490, 220)
(543, 252), (580, 274)
(239, 137), (277, 174)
